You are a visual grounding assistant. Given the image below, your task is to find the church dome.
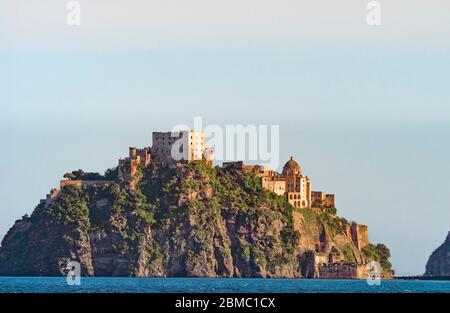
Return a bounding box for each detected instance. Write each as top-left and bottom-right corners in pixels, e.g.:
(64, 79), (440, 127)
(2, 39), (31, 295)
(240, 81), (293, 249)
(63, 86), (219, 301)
(282, 157), (302, 176)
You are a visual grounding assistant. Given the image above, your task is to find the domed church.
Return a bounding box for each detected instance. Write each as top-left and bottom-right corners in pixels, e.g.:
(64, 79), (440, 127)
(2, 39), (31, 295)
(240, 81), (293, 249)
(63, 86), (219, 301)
(282, 157), (312, 208)
(223, 157), (334, 209)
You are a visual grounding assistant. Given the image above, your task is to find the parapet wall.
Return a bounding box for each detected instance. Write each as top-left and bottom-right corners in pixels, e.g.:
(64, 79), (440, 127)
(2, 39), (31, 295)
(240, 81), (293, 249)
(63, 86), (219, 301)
(318, 263), (368, 279)
(60, 180), (116, 188)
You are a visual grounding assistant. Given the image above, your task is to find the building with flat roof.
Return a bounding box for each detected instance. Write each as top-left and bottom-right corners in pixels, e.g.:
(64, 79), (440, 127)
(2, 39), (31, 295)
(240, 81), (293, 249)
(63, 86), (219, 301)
(152, 130), (213, 165)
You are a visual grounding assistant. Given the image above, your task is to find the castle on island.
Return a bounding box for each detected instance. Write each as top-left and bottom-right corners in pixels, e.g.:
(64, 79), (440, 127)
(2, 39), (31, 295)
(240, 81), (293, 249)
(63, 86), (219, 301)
(44, 129), (364, 242)
(117, 130), (335, 210)
(38, 129), (374, 279)
(46, 129), (337, 211)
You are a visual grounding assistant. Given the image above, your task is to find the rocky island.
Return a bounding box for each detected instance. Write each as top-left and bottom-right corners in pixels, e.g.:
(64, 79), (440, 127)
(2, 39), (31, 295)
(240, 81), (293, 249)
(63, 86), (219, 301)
(0, 130), (393, 279)
(425, 231), (450, 277)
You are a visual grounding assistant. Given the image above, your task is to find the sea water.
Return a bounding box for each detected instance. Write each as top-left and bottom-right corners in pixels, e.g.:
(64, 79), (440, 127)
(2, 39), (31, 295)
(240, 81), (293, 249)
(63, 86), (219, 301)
(0, 277), (449, 293)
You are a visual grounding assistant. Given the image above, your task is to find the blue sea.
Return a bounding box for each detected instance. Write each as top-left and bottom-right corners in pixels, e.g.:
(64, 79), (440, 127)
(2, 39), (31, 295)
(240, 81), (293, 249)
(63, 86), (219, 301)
(0, 277), (449, 293)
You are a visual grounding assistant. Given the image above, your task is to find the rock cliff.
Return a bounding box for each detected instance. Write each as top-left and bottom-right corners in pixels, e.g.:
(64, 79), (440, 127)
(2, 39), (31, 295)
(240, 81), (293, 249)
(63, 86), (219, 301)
(0, 161), (393, 278)
(425, 231), (450, 276)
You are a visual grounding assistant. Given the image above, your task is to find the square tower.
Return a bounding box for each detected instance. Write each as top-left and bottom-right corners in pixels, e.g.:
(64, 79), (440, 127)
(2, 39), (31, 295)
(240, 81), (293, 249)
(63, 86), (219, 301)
(152, 130), (212, 164)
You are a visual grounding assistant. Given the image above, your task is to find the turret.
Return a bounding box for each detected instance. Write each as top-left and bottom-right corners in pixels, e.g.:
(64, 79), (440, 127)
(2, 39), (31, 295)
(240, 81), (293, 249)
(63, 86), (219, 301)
(129, 147), (137, 158)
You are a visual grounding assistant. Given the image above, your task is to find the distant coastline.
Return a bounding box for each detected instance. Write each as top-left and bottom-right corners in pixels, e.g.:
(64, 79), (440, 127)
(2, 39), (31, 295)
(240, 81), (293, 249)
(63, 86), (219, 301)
(395, 276), (450, 281)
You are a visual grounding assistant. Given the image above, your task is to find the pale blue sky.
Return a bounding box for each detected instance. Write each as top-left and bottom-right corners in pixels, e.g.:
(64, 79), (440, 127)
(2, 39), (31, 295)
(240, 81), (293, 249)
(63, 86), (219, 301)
(1, 0), (450, 275)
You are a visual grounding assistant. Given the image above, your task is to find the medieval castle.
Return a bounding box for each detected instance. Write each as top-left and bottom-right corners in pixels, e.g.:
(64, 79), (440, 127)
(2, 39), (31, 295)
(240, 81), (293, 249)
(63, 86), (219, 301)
(115, 130), (335, 210)
(39, 129), (372, 278)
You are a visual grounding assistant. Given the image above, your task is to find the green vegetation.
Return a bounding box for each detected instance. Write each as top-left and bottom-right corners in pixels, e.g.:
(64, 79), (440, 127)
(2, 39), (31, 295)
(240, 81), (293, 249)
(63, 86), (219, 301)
(318, 212), (346, 236)
(104, 166), (119, 180)
(362, 243), (392, 271)
(139, 161), (301, 274)
(2, 159), (392, 277)
(32, 185), (90, 227)
(341, 243), (356, 263)
(237, 240), (252, 263)
(63, 167), (119, 181)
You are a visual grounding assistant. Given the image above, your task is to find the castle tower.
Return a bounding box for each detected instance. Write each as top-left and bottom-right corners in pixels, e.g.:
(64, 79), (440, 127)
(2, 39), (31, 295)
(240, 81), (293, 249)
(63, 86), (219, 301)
(350, 222), (369, 251)
(152, 130), (213, 164)
(118, 146), (151, 182)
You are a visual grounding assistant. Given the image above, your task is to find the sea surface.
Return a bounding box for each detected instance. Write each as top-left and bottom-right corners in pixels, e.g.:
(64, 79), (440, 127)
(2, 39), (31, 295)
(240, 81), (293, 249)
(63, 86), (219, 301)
(0, 277), (450, 293)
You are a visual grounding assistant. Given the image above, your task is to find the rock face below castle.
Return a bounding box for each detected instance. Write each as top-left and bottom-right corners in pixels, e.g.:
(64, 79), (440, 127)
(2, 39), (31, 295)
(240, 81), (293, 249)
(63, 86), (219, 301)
(0, 162), (393, 279)
(425, 231), (450, 276)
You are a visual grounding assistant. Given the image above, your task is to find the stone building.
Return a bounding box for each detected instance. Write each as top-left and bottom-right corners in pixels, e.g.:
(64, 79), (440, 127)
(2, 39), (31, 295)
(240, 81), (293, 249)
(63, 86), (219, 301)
(224, 157), (333, 209)
(152, 130), (213, 165)
(115, 130), (214, 182)
(261, 173), (286, 196)
(312, 191), (335, 208)
(282, 157), (312, 208)
(223, 161), (287, 196)
(300, 250), (369, 279)
(318, 262), (368, 279)
(118, 147), (151, 181)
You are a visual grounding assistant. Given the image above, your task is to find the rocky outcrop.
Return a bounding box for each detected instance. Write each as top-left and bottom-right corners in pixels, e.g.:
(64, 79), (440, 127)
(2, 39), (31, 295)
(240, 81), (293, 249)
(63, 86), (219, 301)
(0, 162), (393, 278)
(425, 231), (450, 276)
